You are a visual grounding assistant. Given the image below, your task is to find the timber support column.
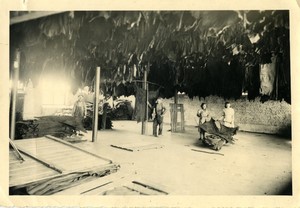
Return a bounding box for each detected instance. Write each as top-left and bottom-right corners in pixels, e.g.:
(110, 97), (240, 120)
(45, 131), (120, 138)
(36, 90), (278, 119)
(10, 49), (20, 140)
(92, 67), (100, 142)
(141, 65), (148, 135)
(170, 65), (185, 132)
(101, 101), (107, 130)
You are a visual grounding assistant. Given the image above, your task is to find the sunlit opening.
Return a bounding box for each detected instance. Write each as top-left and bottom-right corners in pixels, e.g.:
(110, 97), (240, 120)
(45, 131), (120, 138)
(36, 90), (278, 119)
(38, 75), (71, 105)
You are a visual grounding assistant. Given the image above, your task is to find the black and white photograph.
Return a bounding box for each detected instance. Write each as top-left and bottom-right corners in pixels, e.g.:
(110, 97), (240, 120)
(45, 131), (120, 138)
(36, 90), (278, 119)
(1, 0), (300, 207)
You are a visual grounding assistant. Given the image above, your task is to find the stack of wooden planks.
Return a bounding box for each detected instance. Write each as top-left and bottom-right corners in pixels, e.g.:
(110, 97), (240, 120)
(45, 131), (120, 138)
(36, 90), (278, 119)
(9, 135), (119, 195)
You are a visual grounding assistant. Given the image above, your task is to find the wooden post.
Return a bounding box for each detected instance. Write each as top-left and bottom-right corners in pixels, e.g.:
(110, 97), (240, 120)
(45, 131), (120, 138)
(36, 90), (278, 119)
(171, 65), (180, 132)
(10, 49), (20, 140)
(275, 55), (279, 100)
(173, 83), (178, 132)
(174, 89), (178, 104)
(92, 67), (100, 142)
(174, 65), (179, 105)
(101, 102), (107, 130)
(141, 66), (148, 135)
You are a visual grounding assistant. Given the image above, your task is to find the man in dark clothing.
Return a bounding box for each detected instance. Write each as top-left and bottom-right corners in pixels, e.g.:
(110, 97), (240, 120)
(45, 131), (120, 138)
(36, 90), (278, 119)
(152, 96), (166, 137)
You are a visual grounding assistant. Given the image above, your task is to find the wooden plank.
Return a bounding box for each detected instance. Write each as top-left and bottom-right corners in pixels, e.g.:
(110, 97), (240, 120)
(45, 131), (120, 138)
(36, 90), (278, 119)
(54, 172), (125, 195)
(10, 171), (59, 187)
(55, 159), (109, 171)
(26, 147), (85, 157)
(9, 167), (55, 177)
(17, 146), (75, 157)
(15, 150), (110, 173)
(10, 157), (37, 165)
(12, 142), (60, 152)
(14, 137), (52, 144)
(110, 144), (134, 152)
(39, 153), (88, 163)
(10, 11), (65, 25)
(15, 145), (64, 173)
(31, 150), (82, 159)
(82, 177), (133, 195)
(132, 181), (169, 195)
(14, 143), (66, 152)
(124, 183), (165, 195)
(9, 150), (59, 188)
(46, 135), (112, 163)
(10, 162), (45, 171)
(9, 139), (25, 161)
(9, 153), (56, 170)
(39, 158), (109, 173)
(9, 159), (26, 165)
(111, 143), (164, 152)
(16, 138), (59, 146)
(41, 150), (109, 166)
(81, 180), (124, 196)
(191, 148), (224, 156)
(35, 151), (86, 161)
(66, 163), (118, 174)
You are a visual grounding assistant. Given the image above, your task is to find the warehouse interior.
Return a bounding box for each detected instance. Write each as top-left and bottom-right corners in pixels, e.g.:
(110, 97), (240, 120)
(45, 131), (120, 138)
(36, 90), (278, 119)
(8, 10), (292, 196)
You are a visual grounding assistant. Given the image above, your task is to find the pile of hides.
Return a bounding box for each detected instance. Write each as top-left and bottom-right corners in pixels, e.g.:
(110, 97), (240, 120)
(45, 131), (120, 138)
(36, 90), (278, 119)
(199, 119), (238, 150)
(83, 115), (113, 130)
(134, 85), (160, 122)
(15, 116), (87, 139)
(110, 100), (134, 120)
(10, 11), (290, 102)
(24, 165), (119, 195)
(83, 102), (113, 129)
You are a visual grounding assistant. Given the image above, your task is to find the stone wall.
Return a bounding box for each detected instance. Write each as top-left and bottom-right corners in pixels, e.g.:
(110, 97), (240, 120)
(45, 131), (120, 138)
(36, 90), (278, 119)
(163, 95), (291, 136)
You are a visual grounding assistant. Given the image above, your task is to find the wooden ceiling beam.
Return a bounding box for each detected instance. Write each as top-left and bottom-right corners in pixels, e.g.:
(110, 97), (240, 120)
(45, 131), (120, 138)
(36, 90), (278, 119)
(10, 11), (66, 25)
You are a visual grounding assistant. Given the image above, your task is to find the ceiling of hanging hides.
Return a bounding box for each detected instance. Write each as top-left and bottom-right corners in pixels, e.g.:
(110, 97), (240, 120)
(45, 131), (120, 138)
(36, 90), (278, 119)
(10, 11), (290, 102)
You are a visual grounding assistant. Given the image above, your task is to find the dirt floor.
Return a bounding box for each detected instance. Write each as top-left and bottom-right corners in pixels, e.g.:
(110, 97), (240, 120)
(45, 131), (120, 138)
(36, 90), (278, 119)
(74, 120), (292, 195)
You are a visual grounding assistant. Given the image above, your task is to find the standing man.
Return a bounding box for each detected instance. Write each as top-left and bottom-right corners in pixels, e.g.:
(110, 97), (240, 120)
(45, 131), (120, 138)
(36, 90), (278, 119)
(152, 96), (166, 137)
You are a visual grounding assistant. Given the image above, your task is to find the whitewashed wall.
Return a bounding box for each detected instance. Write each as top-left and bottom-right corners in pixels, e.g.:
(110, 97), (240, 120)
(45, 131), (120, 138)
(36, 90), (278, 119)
(163, 95), (291, 136)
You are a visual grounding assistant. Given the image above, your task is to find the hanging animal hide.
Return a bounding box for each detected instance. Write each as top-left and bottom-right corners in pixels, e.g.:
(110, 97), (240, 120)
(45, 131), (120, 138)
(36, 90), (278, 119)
(135, 85), (146, 122)
(259, 56), (276, 96)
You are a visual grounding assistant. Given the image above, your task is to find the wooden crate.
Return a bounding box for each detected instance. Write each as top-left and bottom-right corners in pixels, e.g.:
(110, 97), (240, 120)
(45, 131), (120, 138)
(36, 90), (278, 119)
(169, 103), (185, 132)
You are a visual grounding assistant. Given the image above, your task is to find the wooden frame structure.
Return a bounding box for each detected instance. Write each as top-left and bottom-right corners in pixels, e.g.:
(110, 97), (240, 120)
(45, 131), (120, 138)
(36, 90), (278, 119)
(9, 135), (118, 192)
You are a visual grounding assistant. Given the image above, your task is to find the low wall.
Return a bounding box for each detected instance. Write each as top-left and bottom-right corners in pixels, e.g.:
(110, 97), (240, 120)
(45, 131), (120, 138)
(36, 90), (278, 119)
(163, 95), (291, 136)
